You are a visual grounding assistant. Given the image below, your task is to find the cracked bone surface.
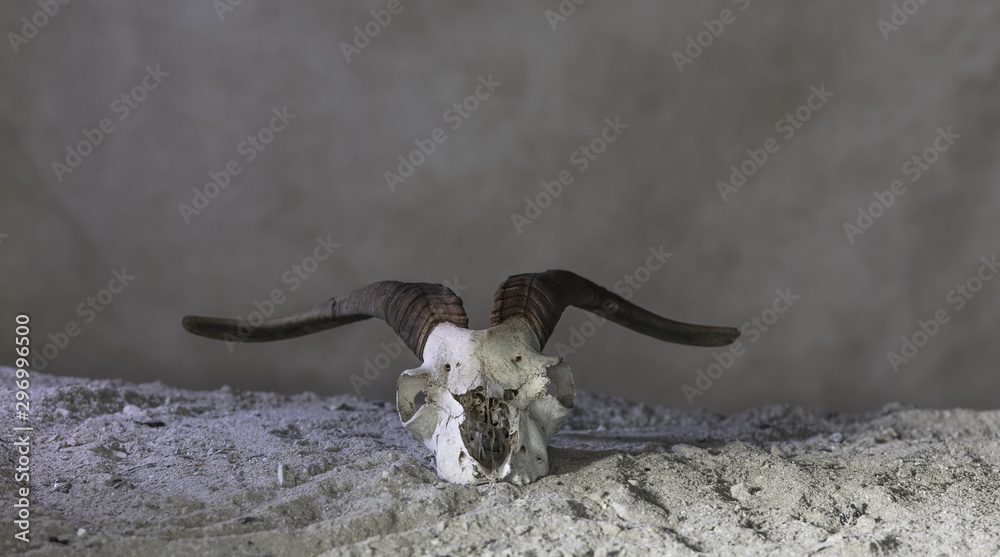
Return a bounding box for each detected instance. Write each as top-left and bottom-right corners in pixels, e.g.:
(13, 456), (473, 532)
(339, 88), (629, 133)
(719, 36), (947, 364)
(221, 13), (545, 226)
(182, 269), (739, 484)
(397, 319), (574, 484)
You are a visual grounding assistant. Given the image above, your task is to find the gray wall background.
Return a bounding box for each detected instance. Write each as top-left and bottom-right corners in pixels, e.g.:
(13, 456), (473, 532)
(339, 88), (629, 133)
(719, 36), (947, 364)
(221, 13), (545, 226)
(2, 1), (998, 414)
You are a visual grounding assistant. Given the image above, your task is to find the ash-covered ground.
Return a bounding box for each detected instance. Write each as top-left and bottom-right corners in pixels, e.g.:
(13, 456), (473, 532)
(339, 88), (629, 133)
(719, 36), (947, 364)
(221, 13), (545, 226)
(2, 367), (999, 556)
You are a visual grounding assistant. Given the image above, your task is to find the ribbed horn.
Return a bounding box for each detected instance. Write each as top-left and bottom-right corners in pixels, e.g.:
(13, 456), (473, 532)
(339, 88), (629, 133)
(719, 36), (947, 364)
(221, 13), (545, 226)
(183, 281), (468, 359)
(490, 270), (739, 349)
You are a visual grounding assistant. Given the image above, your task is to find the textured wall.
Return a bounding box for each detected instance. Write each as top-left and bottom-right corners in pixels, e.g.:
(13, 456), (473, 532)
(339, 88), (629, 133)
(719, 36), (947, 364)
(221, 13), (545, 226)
(2, 1), (998, 413)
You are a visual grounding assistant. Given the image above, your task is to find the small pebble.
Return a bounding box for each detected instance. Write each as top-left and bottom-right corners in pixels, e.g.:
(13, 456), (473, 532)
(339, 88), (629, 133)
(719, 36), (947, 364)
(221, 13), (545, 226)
(610, 501), (631, 520)
(671, 444), (707, 459)
(730, 482), (752, 501)
(50, 481), (72, 493)
(278, 464), (295, 487)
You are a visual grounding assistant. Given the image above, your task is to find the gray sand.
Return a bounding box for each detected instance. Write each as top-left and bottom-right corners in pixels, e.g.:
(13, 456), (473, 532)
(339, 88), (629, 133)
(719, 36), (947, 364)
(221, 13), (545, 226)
(2, 367), (999, 556)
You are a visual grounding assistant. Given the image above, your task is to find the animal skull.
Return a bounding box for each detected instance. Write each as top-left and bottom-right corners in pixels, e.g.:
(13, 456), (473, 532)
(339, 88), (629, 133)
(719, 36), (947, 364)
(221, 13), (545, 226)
(183, 270), (738, 484)
(396, 319), (575, 484)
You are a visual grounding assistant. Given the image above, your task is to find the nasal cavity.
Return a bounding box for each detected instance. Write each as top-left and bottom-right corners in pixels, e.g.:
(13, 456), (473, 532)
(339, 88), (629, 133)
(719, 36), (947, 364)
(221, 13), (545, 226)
(456, 386), (516, 471)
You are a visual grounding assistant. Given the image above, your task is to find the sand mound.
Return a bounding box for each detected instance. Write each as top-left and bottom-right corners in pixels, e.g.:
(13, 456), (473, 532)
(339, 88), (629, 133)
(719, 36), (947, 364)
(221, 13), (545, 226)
(2, 367), (998, 556)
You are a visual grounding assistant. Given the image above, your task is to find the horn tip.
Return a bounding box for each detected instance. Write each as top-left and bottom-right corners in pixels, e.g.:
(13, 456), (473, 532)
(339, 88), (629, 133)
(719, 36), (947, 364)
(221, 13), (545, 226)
(182, 315), (211, 335)
(720, 327), (741, 345)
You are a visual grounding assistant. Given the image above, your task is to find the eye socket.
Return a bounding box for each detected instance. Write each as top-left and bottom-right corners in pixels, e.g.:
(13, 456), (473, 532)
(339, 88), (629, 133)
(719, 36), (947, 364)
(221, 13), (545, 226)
(444, 363), (451, 372)
(513, 355), (522, 363)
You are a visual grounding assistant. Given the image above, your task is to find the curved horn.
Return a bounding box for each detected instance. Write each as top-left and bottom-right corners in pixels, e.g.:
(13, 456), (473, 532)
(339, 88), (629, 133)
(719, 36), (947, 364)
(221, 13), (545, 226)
(490, 270), (738, 350)
(182, 281), (468, 359)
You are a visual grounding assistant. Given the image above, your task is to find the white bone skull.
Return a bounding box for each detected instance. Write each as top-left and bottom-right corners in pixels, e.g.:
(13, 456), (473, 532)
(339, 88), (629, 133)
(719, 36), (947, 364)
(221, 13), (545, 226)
(396, 319), (575, 484)
(184, 270), (738, 484)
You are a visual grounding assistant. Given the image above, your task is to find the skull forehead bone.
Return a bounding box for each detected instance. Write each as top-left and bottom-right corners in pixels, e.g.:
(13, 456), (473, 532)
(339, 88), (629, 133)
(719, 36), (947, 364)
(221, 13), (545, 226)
(183, 270), (739, 485)
(397, 319), (575, 485)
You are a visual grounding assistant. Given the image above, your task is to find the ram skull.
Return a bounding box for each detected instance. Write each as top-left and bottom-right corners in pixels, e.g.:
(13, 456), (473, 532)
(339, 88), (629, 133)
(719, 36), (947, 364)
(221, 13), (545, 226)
(183, 270), (738, 485)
